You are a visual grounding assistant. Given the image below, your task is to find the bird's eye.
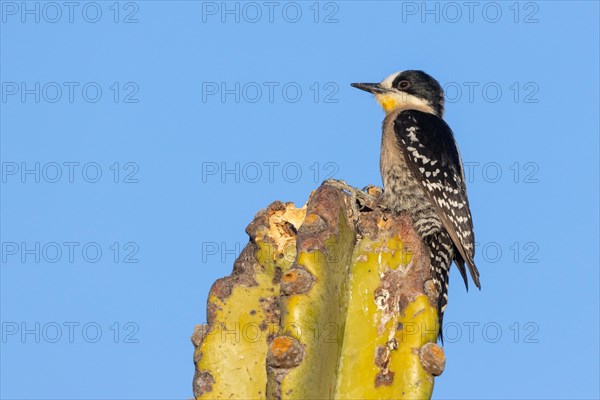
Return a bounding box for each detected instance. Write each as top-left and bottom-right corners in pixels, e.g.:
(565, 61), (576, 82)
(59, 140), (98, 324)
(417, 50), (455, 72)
(397, 80), (411, 90)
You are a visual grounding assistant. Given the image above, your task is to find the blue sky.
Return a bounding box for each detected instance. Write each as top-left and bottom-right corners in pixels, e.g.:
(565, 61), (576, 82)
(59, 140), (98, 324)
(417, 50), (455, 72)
(1, 1), (598, 399)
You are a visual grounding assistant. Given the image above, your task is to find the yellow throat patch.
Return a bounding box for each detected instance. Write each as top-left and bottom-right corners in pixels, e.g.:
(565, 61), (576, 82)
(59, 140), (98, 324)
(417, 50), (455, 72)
(376, 94), (401, 113)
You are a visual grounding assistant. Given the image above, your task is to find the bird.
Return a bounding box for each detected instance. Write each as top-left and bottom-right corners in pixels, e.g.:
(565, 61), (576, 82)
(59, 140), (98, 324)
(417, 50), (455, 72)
(351, 70), (480, 339)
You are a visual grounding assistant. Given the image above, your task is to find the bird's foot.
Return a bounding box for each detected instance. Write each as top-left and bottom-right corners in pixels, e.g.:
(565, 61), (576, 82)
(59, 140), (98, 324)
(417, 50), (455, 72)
(323, 179), (381, 213)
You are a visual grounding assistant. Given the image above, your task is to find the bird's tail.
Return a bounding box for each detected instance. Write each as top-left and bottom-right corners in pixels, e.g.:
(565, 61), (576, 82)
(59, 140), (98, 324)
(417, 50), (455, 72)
(427, 230), (454, 343)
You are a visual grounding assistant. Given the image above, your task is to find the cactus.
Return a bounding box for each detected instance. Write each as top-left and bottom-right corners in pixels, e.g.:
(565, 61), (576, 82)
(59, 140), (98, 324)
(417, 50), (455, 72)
(192, 182), (446, 399)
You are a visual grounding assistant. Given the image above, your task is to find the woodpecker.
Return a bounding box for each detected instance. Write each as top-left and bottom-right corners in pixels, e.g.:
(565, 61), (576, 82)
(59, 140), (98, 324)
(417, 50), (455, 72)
(352, 70), (480, 336)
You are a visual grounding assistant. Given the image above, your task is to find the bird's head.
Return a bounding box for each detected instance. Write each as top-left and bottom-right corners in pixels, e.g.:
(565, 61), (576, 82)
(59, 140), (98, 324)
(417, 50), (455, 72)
(352, 70), (444, 117)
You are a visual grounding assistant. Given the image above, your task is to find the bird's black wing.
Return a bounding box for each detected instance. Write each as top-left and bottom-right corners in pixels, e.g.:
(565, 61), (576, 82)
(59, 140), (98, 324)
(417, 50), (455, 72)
(394, 110), (480, 289)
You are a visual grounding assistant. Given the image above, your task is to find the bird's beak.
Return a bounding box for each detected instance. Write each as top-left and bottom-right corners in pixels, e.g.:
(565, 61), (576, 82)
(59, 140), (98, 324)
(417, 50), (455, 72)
(351, 82), (388, 94)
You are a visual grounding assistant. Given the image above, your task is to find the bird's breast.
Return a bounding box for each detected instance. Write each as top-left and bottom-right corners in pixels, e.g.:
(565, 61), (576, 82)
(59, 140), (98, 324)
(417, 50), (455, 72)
(380, 111), (435, 219)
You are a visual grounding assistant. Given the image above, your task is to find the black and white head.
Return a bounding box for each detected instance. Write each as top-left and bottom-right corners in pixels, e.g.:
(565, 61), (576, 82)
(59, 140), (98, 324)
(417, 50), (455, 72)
(352, 70), (445, 117)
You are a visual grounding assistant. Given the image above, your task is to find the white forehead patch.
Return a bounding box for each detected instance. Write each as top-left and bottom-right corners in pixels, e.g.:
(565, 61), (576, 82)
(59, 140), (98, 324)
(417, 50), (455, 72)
(380, 70), (404, 89)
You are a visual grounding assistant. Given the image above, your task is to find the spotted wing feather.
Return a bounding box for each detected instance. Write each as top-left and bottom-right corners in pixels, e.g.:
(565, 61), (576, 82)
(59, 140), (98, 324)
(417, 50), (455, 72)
(393, 110), (480, 289)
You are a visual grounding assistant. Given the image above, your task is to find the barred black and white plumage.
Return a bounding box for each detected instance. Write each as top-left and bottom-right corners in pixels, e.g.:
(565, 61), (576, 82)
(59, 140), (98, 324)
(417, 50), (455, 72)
(352, 70), (481, 341)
